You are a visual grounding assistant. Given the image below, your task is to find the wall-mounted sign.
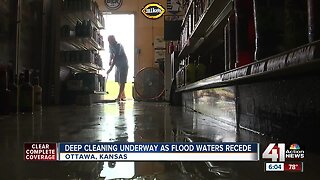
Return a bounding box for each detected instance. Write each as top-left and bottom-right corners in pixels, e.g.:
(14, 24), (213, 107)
(105, 0), (123, 10)
(141, 3), (166, 20)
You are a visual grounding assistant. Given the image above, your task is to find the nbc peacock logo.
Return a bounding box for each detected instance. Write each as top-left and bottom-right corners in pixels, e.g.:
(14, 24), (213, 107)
(286, 144), (304, 159)
(289, 144), (300, 150)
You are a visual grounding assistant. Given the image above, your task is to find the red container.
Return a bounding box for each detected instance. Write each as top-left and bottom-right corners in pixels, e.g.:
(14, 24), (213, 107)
(234, 0), (255, 67)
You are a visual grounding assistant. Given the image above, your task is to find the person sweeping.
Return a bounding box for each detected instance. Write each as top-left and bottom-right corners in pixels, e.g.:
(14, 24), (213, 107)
(106, 35), (129, 101)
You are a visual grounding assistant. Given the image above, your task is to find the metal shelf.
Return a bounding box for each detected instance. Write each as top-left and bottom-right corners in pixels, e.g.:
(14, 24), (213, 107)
(60, 37), (104, 51)
(177, 40), (320, 92)
(62, 62), (103, 73)
(179, 0), (233, 58)
(181, 0), (194, 26)
(62, 10), (105, 29)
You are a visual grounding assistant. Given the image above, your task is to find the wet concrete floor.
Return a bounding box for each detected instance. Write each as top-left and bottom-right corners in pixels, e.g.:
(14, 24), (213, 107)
(0, 101), (319, 180)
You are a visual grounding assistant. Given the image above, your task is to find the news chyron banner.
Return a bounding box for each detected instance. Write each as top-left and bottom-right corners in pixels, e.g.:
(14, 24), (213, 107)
(24, 142), (259, 161)
(262, 143), (304, 173)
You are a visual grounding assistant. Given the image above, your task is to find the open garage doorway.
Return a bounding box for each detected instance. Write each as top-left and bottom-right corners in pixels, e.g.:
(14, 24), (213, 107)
(101, 14), (135, 100)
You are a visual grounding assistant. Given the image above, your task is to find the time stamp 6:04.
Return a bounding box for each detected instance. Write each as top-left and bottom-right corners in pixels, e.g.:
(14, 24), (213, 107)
(265, 162), (303, 172)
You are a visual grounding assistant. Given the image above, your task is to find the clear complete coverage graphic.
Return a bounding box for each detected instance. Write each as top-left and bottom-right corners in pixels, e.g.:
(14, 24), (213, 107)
(24, 142), (259, 161)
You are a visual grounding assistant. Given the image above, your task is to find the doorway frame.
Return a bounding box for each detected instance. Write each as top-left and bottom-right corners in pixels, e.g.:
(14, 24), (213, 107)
(103, 11), (138, 82)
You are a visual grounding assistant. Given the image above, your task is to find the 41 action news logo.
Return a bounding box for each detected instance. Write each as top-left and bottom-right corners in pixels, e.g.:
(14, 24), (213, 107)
(262, 143), (304, 162)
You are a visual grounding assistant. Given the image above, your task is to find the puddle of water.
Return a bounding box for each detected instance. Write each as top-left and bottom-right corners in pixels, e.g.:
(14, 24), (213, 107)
(0, 101), (318, 179)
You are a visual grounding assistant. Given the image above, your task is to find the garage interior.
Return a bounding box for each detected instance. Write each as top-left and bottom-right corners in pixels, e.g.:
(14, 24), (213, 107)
(0, 0), (320, 179)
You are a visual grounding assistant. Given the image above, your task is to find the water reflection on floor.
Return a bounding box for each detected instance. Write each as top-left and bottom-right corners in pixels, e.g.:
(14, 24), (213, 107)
(0, 101), (318, 179)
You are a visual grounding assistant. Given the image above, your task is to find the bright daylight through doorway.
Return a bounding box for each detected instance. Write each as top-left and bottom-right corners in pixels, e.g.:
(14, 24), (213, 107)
(101, 14), (135, 100)
(99, 14), (135, 179)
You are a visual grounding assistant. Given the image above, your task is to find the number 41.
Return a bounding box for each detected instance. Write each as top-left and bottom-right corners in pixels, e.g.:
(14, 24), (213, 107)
(262, 143), (285, 162)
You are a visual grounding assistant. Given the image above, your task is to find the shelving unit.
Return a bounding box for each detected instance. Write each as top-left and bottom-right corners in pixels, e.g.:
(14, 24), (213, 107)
(174, 0), (319, 93)
(59, 0), (105, 74)
(179, 0), (233, 58)
(62, 10), (105, 29)
(171, 0), (320, 145)
(60, 49), (104, 73)
(58, 0), (106, 104)
(176, 40), (320, 92)
(174, 0), (233, 89)
(60, 37), (104, 51)
(62, 63), (103, 73)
